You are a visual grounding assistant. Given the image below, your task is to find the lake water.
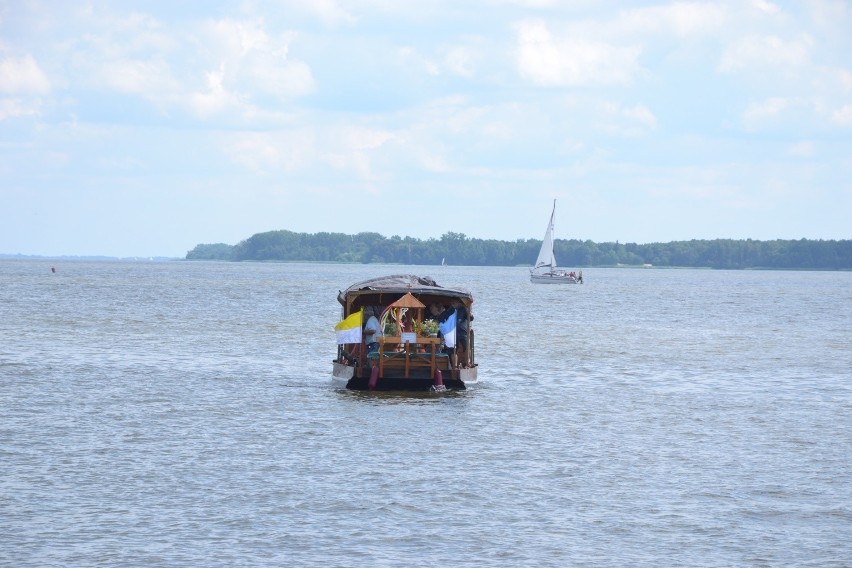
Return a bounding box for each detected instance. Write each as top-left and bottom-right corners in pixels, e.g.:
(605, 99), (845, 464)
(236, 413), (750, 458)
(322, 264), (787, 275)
(1, 259), (850, 566)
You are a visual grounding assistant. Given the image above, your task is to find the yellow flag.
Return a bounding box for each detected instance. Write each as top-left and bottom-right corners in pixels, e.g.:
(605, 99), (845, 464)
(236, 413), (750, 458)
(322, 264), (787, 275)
(334, 309), (362, 344)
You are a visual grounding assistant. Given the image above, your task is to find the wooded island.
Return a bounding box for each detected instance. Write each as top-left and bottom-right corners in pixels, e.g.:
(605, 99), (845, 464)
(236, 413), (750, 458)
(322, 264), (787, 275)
(186, 230), (852, 270)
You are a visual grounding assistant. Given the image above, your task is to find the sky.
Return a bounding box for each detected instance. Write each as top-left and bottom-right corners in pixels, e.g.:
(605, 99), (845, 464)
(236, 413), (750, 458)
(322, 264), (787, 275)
(1, 1), (851, 258)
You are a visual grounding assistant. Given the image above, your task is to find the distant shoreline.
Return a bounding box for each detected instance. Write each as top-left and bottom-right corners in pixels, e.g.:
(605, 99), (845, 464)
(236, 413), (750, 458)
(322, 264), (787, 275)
(5, 233), (852, 271)
(3, 255), (850, 272)
(0, 254), (180, 261)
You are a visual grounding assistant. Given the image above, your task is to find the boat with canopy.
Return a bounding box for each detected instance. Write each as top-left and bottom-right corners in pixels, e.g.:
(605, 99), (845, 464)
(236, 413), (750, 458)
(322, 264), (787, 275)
(332, 274), (478, 391)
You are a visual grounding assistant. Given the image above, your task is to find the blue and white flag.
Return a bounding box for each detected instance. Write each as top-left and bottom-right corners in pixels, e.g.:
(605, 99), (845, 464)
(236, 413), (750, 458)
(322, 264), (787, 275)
(439, 309), (457, 348)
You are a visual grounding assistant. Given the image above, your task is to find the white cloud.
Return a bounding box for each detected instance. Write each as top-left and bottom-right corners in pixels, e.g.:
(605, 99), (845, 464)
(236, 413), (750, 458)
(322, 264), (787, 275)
(742, 96), (851, 130)
(342, 126), (397, 152)
(204, 18), (270, 58)
(622, 104), (657, 128)
(416, 151), (451, 173)
(807, 0), (852, 30)
(223, 124), (397, 182)
(444, 45), (475, 78)
(718, 34), (813, 73)
(61, 13), (314, 121)
(226, 129), (316, 173)
(397, 46), (440, 77)
(189, 64), (240, 118)
(514, 20), (641, 86)
(241, 49), (315, 99)
(751, 0), (781, 16)
(499, 0), (561, 7)
(0, 97), (41, 120)
(100, 58), (178, 95)
(832, 105), (852, 126)
(199, 19), (315, 101)
(445, 104), (494, 136)
(303, 0), (357, 27)
(323, 126), (398, 182)
(839, 69), (852, 92)
(50, 8), (182, 107)
(616, 2), (727, 38)
(597, 101), (657, 136)
(396, 41), (480, 79)
(787, 140), (815, 157)
(743, 96), (793, 127)
(0, 54), (51, 94)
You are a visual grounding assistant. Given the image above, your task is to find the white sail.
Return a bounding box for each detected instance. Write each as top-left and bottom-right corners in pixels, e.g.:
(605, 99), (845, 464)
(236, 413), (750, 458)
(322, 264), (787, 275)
(533, 200), (558, 270)
(529, 199), (581, 284)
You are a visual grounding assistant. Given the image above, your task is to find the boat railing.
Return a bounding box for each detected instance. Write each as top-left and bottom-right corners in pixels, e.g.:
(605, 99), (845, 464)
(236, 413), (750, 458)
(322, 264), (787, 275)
(367, 335), (449, 379)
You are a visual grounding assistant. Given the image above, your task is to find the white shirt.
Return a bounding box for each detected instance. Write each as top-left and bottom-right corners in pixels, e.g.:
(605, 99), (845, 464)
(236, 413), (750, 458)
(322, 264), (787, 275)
(364, 315), (381, 343)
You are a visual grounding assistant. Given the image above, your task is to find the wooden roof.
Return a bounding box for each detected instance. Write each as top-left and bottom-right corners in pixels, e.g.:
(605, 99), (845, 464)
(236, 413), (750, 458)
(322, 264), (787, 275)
(389, 292), (426, 309)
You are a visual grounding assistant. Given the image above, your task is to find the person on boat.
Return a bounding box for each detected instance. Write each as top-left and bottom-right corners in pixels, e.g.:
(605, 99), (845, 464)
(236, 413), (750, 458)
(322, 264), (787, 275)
(425, 304), (447, 336)
(451, 299), (473, 369)
(432, 303), (458, 366)
(363, 306), (381, 353)
(426, 303), (445, 328)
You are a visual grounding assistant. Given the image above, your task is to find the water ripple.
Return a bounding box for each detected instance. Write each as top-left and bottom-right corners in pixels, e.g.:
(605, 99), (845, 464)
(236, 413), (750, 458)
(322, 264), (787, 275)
(1, 261), (850, 566)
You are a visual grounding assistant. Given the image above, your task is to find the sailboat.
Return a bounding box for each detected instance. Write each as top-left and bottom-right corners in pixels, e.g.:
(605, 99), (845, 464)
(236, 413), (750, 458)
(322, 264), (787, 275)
(530, 199), (583, 284)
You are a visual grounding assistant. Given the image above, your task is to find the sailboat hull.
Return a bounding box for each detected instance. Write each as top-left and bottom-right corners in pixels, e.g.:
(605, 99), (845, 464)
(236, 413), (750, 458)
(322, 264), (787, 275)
(530, 272), (580, 284)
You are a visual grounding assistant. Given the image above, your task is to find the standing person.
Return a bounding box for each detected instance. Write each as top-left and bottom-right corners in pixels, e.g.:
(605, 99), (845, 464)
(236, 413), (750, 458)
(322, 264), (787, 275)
(451, 299), (473, 368)
(363, 307), (382, 353)
(435, 303), (459, 368)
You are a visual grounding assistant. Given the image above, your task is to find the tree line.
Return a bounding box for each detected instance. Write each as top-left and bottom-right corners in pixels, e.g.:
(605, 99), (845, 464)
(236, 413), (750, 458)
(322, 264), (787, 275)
(185, 230), (852, 270)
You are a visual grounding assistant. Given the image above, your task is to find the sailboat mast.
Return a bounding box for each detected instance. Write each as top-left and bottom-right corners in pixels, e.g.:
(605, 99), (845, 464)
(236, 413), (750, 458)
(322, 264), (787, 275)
(548, 199), (557, 269)
(549, 198), (556, 237)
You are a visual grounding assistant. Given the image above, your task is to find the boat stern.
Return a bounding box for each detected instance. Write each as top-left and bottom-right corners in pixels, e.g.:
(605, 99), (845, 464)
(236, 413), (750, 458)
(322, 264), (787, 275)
(332, 361), (354, 387)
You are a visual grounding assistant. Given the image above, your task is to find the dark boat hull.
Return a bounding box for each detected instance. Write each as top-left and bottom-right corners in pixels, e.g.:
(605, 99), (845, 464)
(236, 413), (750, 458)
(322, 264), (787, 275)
(332, 361), (478, 391)
(343, 375), (467, 391)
